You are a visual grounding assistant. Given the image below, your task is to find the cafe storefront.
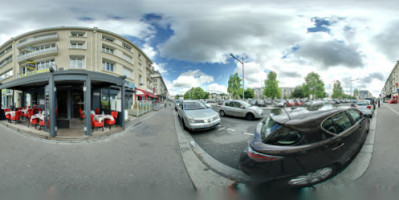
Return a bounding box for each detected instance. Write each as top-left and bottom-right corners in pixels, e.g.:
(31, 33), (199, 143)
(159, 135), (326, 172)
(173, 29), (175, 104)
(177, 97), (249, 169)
(0, 70), (129, 137)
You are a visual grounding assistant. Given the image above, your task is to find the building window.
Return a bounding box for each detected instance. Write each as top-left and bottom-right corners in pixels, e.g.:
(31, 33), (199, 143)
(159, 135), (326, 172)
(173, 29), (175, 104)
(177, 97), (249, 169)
(69, 56), (85, 69)
(102, 60), (114, 72)
(102, 35), (114, 42)
(102, 45), (114, 54)
(70, 41), (85, 49)
(0, 56), (12, 68)
(70, 31), (86, 37)
(122, 53), (132, 62)
(123, 67), (132, 78)
(139, 75), (143, 85)
(123, 43), (132, 51)
(36, 59), (55, 71)
(0, 45), (12, 57)
(0, 70), (13, 81)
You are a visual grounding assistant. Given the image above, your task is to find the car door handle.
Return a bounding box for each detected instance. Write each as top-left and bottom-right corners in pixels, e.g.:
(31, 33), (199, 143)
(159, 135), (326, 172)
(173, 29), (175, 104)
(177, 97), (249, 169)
(332, 143), (345, 151)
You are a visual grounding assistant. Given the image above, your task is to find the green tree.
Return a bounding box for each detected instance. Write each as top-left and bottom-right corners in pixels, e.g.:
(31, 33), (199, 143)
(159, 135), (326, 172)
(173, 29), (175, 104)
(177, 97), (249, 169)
(183, 87), (207, 100)
(244, 88), (254, 99)
(263, 71), (281, 99)
(332, 80), (344, 98)
(227, 73), (243, 99)
(353, 88), (359, 99)
(203, 92), (210, 99)
(302, 72), (326, 99)
(291, 85), (305, 98)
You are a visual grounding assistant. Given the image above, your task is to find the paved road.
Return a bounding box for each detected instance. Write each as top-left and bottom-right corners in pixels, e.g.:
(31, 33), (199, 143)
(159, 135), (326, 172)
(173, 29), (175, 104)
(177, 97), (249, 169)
(187, 106), (270, 169)
(355, 103), (399, 189)
(0, 107), (193, 191)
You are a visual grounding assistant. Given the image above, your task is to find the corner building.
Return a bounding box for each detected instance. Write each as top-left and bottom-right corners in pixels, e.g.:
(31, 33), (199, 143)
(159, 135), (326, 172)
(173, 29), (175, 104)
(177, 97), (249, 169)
(0, 27), (168, 136)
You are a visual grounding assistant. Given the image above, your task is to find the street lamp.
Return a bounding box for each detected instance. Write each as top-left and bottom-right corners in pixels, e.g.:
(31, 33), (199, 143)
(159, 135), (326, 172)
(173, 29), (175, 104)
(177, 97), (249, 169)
(230, 53), (244, 99)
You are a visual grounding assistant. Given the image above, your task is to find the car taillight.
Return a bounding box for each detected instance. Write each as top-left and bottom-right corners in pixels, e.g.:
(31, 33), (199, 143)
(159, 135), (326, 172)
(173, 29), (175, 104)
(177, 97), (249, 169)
(367, 106), (371, 109)
(354, 105), (357, 108)
(247, 146), (283, 162)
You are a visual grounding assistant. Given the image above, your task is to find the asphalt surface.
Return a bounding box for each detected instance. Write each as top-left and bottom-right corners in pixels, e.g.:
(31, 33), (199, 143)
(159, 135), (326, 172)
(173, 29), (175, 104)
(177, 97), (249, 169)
(187, 105), (270, 169)
(0, 108), (193, 191)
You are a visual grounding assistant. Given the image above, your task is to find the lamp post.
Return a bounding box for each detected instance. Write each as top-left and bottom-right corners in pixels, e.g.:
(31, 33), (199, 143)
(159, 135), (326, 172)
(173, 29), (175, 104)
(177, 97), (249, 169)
(230, 54), (244, 99)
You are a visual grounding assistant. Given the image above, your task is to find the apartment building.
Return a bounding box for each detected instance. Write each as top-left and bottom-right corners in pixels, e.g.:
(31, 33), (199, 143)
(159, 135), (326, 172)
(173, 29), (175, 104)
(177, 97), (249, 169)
(381, 61), (399, 101)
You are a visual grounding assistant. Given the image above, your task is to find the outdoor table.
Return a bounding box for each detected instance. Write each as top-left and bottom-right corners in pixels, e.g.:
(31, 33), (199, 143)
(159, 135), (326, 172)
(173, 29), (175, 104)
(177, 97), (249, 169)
(31, 114), (46, 121)
(94, 114), (114, 123)
(5, 111), (16, 117)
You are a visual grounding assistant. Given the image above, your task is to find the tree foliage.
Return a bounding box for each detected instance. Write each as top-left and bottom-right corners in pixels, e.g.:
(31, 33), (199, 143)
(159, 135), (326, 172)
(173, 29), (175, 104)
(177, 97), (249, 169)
(244, 88), (255, 99)
(227, 73), (243, 99)
(263, 71), (281, 99)
(353, 88), (359, 99)
(183, 87), (209, 100)
(291, 85), (305, 98)
(332, 80), (344, 98)
(302, 72), (326, 99)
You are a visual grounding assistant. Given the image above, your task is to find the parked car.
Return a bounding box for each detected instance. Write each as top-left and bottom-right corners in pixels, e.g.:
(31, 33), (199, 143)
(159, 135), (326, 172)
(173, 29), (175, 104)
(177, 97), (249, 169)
(388, 99), (397, 104)
(274, 99), (287, 107)
(352, 100), (373, 118)
(174, 100), (181, 111)
(200, 100), (212, 108)
(177, 100), (221, 131)
(219, 100), (264, 120)
(365, 98), (376, 110)
(217, 99), (224, 105)
(248, 99), (257, 106)
(294, 99), (304, 106)
(286, 99), (296, 107)
(239, 105), (369, 188)
(256, 99), (266, 107)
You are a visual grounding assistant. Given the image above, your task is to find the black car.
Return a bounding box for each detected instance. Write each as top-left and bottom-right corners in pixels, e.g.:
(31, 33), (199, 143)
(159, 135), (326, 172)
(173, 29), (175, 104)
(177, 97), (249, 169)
(256, 99), (266, 107)
(239, 104), (369, 188)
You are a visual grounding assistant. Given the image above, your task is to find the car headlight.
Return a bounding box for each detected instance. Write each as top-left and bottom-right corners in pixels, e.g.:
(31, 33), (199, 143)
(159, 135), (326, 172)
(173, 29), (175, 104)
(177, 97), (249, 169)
(188, 117), (196, 123)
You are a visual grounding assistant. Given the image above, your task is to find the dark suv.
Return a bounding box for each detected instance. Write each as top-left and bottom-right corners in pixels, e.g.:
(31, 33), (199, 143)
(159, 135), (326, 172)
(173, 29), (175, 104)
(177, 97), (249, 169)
(239, 105), (369, 188)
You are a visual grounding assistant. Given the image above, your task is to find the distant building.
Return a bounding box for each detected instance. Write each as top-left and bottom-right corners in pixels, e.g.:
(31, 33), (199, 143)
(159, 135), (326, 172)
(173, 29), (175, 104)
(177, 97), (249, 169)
(253, 87), (264, 99)
(381, 61), (399, 101)
(358, 90), (372, 100)
(280, 87), (295, 99)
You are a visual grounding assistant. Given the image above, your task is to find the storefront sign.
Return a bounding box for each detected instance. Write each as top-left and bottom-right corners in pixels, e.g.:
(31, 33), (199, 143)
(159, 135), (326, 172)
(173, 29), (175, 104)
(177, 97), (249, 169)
(125, 81), (135, 90)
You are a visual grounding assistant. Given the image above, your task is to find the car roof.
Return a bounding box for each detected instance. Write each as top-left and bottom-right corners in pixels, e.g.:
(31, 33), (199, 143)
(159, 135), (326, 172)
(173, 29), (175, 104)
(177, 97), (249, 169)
(270, 104), (349, 127)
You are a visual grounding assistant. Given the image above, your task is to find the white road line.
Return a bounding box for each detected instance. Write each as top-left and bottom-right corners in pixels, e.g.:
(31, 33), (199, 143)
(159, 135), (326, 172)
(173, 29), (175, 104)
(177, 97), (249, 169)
(385, 104), (399, 116)
(218, 127), (226, 131)
(227, 128), (236, 132)
(243, 132), (254, 136)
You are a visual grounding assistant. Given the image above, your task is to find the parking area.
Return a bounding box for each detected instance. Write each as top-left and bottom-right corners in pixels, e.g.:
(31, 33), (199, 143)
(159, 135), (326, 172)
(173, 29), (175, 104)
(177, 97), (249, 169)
(181, 105), (270, 169)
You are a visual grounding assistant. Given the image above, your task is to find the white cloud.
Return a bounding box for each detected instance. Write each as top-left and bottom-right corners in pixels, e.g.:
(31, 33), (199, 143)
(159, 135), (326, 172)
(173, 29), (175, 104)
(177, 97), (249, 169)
(152, 62), (167, 75)
(142, 43), (157, 60)
(206, 83), (227, 94)
(166, 69), (214, 95)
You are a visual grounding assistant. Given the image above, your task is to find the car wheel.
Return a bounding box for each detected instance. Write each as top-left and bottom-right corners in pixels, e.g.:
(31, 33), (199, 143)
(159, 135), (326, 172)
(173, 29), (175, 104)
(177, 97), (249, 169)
(245, 113), (255, 121)
(219, 110), (225, 117)
(286, 165), (337, 188)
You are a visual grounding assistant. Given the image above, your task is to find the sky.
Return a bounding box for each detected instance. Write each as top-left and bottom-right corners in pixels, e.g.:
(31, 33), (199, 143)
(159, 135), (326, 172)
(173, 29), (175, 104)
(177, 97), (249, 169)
(1, 0), (399, 97)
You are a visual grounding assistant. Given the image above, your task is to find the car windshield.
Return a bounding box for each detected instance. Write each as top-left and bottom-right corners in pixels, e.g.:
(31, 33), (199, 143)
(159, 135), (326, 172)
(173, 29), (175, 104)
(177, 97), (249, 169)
(184, 102), (207, 110)
(240, 101), (251, 107)
(260, 117), (282, 140)
(356, 101), (369, 106)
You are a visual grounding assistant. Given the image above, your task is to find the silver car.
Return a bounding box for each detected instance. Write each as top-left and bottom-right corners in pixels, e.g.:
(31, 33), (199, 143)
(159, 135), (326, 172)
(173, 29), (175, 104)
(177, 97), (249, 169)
(353, 100), (373, 118)
(177, 100), (221, 131)
(219, 100), (263, 120)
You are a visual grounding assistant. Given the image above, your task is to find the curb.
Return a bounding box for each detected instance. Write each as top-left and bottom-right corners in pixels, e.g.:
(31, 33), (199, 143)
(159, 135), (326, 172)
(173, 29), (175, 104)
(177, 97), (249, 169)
(173, 110), (235, 189)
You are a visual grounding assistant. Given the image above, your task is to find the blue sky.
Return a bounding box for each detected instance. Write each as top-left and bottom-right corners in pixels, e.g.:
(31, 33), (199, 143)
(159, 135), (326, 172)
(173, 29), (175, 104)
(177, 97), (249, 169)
(1, 0), (399, 96)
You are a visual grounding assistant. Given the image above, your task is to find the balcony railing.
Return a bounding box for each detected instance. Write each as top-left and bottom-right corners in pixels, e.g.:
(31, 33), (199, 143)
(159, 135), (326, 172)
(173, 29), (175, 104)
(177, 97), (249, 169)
(17, 46), (58, 62)
(16, 34), (59, 49)
(18, 65), (57, 78)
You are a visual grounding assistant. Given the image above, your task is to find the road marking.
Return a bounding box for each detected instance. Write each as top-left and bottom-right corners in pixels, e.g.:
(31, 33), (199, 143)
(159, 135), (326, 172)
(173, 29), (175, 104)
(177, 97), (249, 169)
(243, 132), (254, 136)
(385, 104), (399, 116)
(218, 127), (226, 131)
(227, 128), (236, 132)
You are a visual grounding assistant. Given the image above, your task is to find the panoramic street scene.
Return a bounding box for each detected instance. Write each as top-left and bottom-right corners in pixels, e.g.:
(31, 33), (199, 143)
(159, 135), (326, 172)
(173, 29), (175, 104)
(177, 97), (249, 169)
(1, 0), (399, 199)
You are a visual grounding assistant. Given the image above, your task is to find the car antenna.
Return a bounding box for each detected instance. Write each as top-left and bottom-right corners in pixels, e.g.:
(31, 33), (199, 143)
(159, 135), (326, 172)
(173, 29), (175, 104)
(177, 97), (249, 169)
(282, 107), (291, 120)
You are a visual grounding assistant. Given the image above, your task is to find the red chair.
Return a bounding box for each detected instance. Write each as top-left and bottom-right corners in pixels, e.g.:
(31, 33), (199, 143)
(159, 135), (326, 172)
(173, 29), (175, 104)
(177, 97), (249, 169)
(10, 111), (21, 123)
(95, 108), (100, 114)
(91, 114), (104, 132)
(39, 119), (49, 130)
(79, 108), (85, 120)
(29, 117), (39, 129)
(104, 111), (118, 129)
